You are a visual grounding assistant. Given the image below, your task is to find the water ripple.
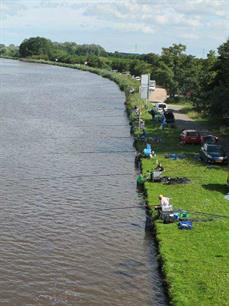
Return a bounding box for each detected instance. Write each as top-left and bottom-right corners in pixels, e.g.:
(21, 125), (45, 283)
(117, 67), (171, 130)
(0, 59), (167, 306)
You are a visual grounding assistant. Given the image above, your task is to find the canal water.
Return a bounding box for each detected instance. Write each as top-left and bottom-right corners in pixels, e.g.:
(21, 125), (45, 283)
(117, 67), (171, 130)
(0, 59), (167, 306)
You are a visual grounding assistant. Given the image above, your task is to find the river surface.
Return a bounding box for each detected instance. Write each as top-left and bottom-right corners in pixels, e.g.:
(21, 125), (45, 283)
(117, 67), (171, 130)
(0, 59), (167, 306)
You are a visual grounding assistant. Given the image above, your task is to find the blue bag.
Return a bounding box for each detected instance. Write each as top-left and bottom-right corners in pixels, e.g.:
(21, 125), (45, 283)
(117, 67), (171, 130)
(178, 221), (192, 230)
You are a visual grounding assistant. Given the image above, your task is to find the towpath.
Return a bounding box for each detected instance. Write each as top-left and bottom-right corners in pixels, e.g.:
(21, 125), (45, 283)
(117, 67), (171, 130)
(168, 104), (200, 130)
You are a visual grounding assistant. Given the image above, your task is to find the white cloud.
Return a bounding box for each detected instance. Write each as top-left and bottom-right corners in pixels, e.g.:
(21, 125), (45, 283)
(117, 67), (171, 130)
(178, 32), (199, 40)
(116, 22), (154, 34)
(154, 15), (168, 25)
(0, 0), (228, 55)
(82, 0), (228, 33)
(0, 0), (27, 17)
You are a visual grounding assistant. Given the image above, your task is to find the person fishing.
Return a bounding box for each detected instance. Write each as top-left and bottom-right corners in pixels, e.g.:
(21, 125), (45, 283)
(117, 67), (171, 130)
(155, 163), (164, 172)
(148, 108), (156, 120)
(159, 194), (170, 209)
(160, 113), (167, 129)
(155, 194), (172, 218)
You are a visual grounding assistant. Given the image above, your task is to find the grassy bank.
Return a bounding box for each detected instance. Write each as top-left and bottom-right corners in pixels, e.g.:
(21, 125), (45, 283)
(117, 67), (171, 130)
(18, 59), (229, 305)
(130, 110), (229, 305)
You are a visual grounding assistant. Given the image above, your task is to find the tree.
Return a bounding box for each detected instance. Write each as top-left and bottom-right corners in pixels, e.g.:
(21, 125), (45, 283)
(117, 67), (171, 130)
(19, 37), (54, 58)
(192, 51), (217, 113)
(76, 44), (107, 56)
(86, 55), (108, 69)
(129, 60), (152, 76)
(202, 40), (229, 118)
(142, 53), (160, 67)
(160, 44), (187, 97)
(110, 58), (130, 72)
(0, 44), (19, 57)
(153, 61), (177, 96)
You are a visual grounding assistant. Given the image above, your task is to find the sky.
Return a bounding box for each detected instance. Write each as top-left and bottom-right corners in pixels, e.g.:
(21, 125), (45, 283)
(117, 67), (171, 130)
(0, 0), (229, 57)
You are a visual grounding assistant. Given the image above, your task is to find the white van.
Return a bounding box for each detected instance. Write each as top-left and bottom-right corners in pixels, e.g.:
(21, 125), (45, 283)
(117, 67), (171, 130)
(155, 102), (168, 113)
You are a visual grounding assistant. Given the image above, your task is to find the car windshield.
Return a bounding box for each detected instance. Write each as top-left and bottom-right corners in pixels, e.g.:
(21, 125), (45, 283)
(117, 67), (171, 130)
(158, 104), (166, 108)
(207, 146), (223, 153)
(187, 132), (198, 136)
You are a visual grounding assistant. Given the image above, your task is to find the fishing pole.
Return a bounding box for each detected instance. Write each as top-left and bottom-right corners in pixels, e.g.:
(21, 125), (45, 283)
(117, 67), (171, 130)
(11, 172), (135, 182)
(97, 206), (145, 212)
(74, 150), (135, 154)
(75, 205), (145, 215)
(188, 210), (229, 219)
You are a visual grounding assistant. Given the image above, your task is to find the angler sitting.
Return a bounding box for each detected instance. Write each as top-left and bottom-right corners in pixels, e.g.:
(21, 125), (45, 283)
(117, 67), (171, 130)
(155, 162), (164, 172)
(155, 194), (173, 218)
(149, 163), (164, 182)
(143, 143), (154, 158)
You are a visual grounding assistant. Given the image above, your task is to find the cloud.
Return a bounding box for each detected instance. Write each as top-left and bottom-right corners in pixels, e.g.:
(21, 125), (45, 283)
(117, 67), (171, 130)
(116, 22), (155, 34)
(0, 0), (27, 17)
(178, 32), (199, 40)
(82, 0), (228, 34)
(0, 0), (228, 56)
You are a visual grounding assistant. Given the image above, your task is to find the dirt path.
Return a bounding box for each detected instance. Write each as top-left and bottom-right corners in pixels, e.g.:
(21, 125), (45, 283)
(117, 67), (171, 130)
(168, 104), (200, 130)
(149, 88), (167, 102)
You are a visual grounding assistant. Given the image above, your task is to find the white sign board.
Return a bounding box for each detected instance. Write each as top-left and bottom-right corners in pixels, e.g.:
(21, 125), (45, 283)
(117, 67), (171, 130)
(140, 86), (148, 99)
(140, 74), (150, 99)
(141, 74), (149, 87)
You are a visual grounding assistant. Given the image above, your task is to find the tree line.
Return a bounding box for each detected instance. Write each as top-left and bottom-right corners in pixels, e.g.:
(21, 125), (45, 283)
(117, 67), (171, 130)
(1, 36), (228, 121)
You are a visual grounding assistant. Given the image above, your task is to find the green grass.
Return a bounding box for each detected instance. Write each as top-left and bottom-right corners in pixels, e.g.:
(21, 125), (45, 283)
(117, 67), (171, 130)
(136, 108), (229, 306)
(180, 104), (204, 121)
(20, 58), (229, 306)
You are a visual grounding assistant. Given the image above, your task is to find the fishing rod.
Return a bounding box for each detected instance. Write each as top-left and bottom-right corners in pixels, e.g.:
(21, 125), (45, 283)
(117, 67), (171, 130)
(72, 124), (130, 127)
(11, 172), (135, 182)
(95, 206), (229, 220)
(76, 205), (145, 215)
(76, 203), (229, 219)
(75, 205), (229, 224)
(188, 210), (229, 219)
(74, 150), (135, 154)
(97, 206), (145, 212)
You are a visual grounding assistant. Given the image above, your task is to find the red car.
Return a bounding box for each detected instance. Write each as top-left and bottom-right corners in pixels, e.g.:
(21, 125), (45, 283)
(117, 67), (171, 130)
(180, 129), (201, 144)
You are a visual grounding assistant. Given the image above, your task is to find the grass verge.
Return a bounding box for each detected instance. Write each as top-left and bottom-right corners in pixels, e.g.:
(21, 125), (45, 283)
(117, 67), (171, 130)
(132, 107), (229, 306)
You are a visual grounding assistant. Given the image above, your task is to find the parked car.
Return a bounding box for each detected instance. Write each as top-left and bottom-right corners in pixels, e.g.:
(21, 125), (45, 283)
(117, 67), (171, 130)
(179, 129), (201, 144)
(227, 166), (229, 185)
(155, 102), (167, 113)
(201, 134), (219, 144)
(200, 144), (228, 164)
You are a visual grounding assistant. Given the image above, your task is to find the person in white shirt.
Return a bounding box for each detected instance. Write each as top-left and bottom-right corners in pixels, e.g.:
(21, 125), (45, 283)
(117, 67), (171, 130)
(159, 195), (171, 211)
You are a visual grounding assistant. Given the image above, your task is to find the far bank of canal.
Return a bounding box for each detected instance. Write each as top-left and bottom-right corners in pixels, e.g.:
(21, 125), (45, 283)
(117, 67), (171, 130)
(0, 58), (168, 306)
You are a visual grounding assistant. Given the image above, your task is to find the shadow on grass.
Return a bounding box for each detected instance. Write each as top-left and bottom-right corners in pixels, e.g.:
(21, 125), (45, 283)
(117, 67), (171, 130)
(206, 165), (227, 170)
(202, 184), (228, 194)
(175, 118), (199, 130)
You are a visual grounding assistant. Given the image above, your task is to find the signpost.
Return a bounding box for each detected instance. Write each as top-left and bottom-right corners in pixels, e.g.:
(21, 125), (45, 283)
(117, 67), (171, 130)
(140, 74), (156, 100)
